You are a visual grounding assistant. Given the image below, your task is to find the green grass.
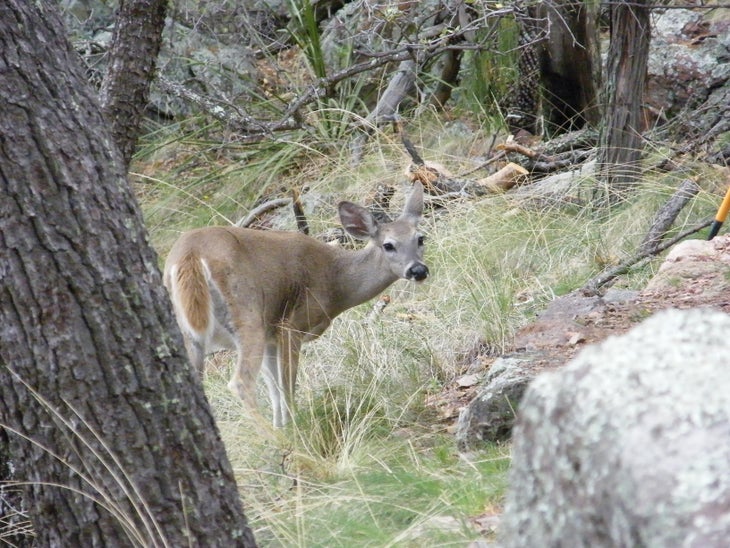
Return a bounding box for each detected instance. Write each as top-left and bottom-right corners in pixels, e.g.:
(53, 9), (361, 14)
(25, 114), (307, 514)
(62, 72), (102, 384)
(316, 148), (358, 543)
(213, 404), (509, 547)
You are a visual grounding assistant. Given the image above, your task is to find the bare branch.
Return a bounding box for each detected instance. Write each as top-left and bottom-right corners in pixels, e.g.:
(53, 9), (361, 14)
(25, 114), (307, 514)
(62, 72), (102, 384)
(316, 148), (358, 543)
(638, 179), (700, 255)
(236, 198), (291, 228)
(582, 217), (713, 295)
(152, 7), (515, 143)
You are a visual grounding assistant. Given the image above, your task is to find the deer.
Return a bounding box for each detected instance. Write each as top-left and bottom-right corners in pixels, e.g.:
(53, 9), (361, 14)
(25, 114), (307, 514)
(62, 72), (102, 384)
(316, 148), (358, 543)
(163, 182), (429, 427)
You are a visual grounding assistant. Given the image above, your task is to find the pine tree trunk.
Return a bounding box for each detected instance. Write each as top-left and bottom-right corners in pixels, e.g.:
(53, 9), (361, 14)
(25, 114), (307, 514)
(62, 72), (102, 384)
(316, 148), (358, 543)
(0, 2), (256, 546)
(99, 0), (168, 169)
(597, 0), (651, 202)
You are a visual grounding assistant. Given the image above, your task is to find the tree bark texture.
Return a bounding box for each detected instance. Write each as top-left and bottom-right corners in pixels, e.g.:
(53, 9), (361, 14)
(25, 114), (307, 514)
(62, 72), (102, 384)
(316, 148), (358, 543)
(539, 0), (602, 130)
(597, 0), (651, 200)
(505, 4), (544, 134)
(0, 2), (256, 546)
(507, 0), (601, 135)
(99, 0), (168, 169)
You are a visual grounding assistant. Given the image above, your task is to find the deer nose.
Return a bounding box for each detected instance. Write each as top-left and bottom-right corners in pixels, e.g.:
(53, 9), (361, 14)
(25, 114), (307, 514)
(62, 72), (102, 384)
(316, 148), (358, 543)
(407, 263), (429, 282)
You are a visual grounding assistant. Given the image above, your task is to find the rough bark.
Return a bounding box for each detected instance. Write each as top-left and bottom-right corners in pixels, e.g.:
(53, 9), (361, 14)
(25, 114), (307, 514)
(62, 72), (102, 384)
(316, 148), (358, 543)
(0, 2), (256, 546)
(507, 0), (601, 135)
(99, 0), (168, 169)
(539, 0), (601, 131)
(597, 0), (651, 201)
(505, 4), (545, 134)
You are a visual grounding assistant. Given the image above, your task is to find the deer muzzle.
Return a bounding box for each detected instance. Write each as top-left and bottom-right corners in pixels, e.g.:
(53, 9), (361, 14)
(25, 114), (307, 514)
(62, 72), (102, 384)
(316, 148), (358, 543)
(406, 263), (429, 282)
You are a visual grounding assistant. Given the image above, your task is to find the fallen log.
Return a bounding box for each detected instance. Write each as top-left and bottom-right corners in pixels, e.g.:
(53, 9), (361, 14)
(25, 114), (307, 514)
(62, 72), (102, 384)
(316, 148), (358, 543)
(638, 178), (700, 254)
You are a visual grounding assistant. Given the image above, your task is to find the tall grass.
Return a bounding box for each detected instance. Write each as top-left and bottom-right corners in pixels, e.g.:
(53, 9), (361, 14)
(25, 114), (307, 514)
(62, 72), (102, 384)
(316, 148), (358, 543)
(133, 106), (724, 545)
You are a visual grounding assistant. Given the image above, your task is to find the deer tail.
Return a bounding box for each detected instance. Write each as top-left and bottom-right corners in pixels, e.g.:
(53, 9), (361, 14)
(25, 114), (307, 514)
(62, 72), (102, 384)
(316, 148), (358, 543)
(168, 252), (212, 335)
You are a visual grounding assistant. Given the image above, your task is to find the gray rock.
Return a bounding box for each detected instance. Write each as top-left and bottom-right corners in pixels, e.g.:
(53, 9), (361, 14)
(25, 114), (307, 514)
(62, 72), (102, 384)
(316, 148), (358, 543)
(501, 308), (730, 547)
(455, 356), (535, 450)
(646, 8), (730, 134)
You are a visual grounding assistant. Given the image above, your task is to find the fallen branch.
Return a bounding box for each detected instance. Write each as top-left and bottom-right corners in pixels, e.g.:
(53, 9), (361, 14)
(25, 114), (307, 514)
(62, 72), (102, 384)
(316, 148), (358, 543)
(475, 162), (529, 192)
(638, 178), (700, 254)
(401, 132), (531, 197)
(496, 142), (538, 158)
(496, 141), (594, 173)
(236, 198), (291, 228)
(581, 217), (713, 295)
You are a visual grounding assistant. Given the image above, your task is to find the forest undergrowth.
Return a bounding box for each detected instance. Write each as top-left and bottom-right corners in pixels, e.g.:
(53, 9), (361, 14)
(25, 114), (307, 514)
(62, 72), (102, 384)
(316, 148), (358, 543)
(133, 110), (725, 546)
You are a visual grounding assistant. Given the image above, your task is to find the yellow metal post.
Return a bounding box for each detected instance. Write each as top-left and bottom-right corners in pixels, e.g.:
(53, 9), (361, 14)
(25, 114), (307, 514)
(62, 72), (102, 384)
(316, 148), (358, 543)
(708, 186), (730, 240)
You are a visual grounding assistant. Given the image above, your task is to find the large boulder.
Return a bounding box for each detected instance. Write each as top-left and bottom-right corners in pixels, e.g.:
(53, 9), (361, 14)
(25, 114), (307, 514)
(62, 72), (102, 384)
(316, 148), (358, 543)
(500, 308), (730, 547)
(455, 289), (636, 450)
(646, 7), (730, 152)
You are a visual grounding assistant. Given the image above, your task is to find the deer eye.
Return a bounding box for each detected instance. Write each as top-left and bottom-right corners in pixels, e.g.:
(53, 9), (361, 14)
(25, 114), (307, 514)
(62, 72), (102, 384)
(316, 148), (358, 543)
(417, 235), (425, 246)
(383, 242), (396, 252)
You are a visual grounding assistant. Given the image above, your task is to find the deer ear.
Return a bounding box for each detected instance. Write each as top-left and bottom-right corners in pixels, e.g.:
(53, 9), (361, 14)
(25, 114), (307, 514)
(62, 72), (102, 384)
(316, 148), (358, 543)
(400, 182), (424, 223)
(338, 201), (378, 240)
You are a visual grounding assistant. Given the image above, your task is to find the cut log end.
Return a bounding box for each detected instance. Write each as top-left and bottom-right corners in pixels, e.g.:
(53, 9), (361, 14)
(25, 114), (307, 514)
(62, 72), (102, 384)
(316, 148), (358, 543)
(477, 162), (530, 192)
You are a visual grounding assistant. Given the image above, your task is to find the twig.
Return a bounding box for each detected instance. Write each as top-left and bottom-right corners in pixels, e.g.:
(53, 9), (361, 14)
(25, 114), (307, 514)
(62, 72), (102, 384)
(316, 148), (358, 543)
(581, 217), (713, 295)
(291, 188), (309, 235)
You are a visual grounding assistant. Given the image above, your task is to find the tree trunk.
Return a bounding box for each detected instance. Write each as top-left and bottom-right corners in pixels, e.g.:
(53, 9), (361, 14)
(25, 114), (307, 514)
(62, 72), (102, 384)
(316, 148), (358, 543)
(99, 0), (168, 170)
(540, 0), (601, 131)
(0, 3), (256, 546)
(505, 4), (544, 135)
(430, 49), (462, 110)
(506, 0), (601, 136)
(597, 0), (651, 202)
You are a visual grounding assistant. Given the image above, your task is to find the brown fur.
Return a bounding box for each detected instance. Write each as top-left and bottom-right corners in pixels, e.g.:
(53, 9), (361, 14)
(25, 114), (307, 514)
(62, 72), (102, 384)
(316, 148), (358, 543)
(174, 252), (210, 333)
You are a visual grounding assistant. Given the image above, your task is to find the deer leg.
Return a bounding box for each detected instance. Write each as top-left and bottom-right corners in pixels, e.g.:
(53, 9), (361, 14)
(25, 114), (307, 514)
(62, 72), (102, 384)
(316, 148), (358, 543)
(228, 325), (266, 418)
(261, 340), (286, 427)
(182, 336), (206, 376)
(278, 327), (302, 427)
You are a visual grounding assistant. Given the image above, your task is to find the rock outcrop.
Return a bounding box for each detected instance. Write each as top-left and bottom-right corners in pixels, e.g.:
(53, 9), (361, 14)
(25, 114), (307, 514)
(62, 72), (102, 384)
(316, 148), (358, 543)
(500, 308), (730, 547)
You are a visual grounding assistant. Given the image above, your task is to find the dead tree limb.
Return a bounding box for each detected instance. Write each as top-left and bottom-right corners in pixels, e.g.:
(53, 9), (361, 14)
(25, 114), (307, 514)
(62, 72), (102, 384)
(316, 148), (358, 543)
(401, 131), (529, 197)
(638, 178), (700, 254)
(581, 217), (713, 295)
(496, 141), (594, 173)
(236, 198), (291, 227)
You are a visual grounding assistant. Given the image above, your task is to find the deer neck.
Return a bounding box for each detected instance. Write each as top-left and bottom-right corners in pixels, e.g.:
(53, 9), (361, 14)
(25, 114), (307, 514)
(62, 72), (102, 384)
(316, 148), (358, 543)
(331, 243), (398, 313)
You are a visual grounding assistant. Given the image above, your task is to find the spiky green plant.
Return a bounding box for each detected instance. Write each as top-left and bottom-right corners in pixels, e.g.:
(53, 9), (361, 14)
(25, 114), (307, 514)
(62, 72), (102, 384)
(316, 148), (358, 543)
(286, 0), (327, 79)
